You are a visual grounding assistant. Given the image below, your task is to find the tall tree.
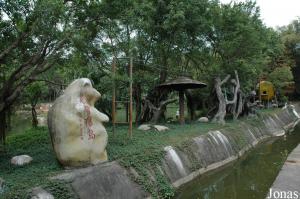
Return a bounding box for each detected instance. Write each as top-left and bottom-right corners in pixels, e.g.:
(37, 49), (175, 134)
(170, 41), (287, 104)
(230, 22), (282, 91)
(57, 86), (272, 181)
(278, 18), (300, 96)
(0, 0), (103, 144)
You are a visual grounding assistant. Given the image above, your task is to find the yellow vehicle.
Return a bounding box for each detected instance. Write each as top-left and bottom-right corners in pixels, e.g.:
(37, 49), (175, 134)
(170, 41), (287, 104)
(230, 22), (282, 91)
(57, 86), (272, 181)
(257, 81), (275, 101)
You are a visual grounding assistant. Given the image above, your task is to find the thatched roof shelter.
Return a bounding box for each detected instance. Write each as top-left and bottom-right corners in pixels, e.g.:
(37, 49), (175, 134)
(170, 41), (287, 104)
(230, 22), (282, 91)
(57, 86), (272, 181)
(157, 76), (207, 124)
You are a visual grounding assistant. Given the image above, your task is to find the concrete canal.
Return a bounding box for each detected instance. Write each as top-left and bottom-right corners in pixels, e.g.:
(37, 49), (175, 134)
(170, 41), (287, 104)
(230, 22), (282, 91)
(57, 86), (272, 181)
(176, 126), (300, 199)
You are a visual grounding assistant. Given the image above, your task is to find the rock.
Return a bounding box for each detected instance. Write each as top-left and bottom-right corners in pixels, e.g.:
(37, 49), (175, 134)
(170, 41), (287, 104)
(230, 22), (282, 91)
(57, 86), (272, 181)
(198, 117), (209, 123)
(31, 187), (54, 199)
(48, 78), (109, 167)
(0, 177), (5, 193)
(50, 162), (149, 199)
(70, 162), (148, 199)
(153, 125), (169, 132)
(137, 124), (151, 131)
(11, 155), (33, 166)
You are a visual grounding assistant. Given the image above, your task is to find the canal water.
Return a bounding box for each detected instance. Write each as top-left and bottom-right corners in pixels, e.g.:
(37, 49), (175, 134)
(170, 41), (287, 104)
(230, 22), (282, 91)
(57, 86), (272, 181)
(176, 125), (300, 199)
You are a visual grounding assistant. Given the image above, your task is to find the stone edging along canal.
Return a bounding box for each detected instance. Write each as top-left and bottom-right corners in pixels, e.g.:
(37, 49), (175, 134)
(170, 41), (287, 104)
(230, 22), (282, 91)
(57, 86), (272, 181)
(162, 104), (300, 189)
(267, 143), (300, 199)
(51, 104), (300, 199)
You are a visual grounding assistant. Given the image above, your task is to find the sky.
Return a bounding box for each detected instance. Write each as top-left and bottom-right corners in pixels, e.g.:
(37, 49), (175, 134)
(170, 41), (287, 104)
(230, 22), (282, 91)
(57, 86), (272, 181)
(220, 0), (300, 28)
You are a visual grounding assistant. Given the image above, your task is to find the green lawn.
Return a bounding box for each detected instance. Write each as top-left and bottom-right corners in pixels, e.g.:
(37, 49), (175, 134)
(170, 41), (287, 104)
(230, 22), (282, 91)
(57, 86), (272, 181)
(1, 106), (276, 199)
(0, 127), (76, 199)
(0, 104), (267, 199)
(0, 120), (226, 199)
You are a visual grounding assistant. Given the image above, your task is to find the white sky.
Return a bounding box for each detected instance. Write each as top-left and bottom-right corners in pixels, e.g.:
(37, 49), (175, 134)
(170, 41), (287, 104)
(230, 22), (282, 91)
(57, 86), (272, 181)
(220, 0), (300, 28)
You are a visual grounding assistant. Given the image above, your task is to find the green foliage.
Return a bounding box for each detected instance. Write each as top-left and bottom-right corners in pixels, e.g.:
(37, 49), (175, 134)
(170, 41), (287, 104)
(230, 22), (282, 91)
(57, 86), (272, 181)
(201, 1), (281, 91)
(279, 19), (300, 60)
(1, 0), (291, 120)
(22, 82), (48, 105)
(268, 67), (293, 91)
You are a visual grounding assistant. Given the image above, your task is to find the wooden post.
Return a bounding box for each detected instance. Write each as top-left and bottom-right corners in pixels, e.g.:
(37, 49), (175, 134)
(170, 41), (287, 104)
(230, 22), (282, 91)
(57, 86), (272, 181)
(128, 57), (133, 138)
(125, 102), (129, 122)
(259, 78), (262, 106)
(179, 90), (185, 125)
(112, 58), (116, 135)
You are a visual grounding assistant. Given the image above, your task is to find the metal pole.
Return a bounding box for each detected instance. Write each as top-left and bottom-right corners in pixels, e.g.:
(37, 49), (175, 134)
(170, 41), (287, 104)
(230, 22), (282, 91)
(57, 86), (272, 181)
(129, 57), (133, 138)
(112, 57), (116, 135)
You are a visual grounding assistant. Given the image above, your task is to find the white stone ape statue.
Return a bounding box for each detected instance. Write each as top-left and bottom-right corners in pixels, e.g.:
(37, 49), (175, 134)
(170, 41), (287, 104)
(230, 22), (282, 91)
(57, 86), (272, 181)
(48, 78), (109, 167)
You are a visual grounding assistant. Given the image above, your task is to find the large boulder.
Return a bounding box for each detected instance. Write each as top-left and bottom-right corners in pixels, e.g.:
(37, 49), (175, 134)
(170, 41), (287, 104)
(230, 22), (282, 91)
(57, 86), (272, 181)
(50, 162), (148, 199)
(48, 78), (109, 167)
(11, 155), (33, 166)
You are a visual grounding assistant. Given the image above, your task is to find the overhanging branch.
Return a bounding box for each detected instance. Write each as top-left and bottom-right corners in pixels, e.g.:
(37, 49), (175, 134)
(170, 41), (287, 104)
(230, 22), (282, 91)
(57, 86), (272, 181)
(29, 78), (66, 87)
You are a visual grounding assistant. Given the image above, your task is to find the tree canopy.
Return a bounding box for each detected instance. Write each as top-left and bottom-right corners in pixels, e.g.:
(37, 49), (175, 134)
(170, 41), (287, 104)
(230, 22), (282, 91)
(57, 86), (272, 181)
(1, 0), (299, 142)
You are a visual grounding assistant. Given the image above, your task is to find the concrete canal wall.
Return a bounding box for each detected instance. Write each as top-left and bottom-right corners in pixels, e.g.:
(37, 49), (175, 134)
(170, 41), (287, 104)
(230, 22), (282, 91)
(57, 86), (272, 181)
(52, 105), (300, 199)
(162, 105), (300, 188)
(267, 144), (300, 199)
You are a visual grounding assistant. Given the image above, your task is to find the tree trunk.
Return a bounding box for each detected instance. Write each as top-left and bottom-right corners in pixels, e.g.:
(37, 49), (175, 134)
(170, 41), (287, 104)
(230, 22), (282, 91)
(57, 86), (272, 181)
(228, 71), (241, 120)
(150, 106), (166, 124)
(138, 88), (170, 123)
(134, 83), (142, 125)
(31, 105), (38, 128)
(233, 92), (243, 120)
(185, 90), (196, 121)
(140, 98), (176, 124)
(212, 75), (230, 125)
(6, 106), (12, 132)
(179, 90), (185, 124)
(0, 110), (6, 145)
(292, 66), (300, 96)
(125, 102), (129, 123)
(213, 71), (242, 123)
(213, 81), (227, 124)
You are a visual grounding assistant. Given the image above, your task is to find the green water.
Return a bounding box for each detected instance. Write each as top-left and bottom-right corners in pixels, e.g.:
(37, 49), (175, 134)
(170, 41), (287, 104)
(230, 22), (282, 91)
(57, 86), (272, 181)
(176, 126), (300, 199)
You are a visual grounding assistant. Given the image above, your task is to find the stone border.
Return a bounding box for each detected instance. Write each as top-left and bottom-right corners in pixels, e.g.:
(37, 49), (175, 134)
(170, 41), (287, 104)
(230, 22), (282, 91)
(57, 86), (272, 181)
(168, 105), (300, 189)
(267, 144), (300, 199)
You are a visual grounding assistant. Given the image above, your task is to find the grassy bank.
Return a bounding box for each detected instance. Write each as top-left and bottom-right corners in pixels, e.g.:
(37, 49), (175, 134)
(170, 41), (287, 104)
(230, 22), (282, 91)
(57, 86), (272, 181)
(0, 111), (275, 198)
(0, 127), (76, 199)
(0, 122), (225, 198)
